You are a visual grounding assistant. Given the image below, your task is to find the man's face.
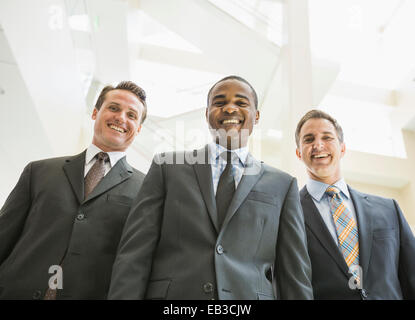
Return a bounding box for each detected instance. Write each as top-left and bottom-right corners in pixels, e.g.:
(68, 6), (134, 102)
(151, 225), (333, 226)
(206, 79), (259, 149)
(92, 89), (144, 152)
(296, 118), (345, 185)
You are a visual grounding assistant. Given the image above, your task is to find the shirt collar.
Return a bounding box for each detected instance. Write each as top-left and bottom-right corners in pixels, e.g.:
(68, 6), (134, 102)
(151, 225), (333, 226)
(86, 144), (126, 168)
(208, 142), (249, 166)
(306, 178), (350, 202)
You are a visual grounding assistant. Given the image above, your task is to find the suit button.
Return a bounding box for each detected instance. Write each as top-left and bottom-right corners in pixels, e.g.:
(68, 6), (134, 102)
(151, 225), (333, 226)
(216, 245), (224, 254)
(32, 290), (42, 300)
(203, 282), (213, 293)
(76, 213), (85, 221)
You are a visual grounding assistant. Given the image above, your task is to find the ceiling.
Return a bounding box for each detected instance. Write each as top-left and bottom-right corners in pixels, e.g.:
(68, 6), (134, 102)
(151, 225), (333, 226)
(1, 0), (415, 203)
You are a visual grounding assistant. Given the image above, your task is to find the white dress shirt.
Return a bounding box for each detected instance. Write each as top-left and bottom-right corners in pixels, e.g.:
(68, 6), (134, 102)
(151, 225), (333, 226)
(208, 142), (249, 195)
(84, 144), (126, 177)
(306, 178), (358, 246)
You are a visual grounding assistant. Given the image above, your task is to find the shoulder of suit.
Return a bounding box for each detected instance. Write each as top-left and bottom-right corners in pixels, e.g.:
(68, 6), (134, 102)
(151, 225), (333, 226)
(27, 154), (80, 168)
(260, 162), (294, 181)
(152, 149), (204, 164)
(131, 167), (145, 179)
(348, 185), (396, 205)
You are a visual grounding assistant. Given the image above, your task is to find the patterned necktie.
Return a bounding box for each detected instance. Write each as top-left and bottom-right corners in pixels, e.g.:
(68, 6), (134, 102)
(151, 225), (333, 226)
(84, 152), (110, 198)
(326, 186), (360, 281)
(216, 151), (235, 229)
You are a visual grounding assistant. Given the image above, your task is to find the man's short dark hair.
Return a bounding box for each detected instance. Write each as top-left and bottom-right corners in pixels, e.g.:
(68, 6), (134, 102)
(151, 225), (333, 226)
(94, 81), (147, 124)
(207, 75), (258, 109)
(295, 109), (344, 147)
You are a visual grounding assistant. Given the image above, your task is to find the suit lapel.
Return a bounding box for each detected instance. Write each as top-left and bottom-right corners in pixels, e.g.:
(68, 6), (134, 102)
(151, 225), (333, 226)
(300, 187), (350, 278)
(221, 154), (264, 230)
(84, 156), (133, 203)
(348, 186), (372, 283)
(193, 146), (219, 233)
(63, 151), (86, 204)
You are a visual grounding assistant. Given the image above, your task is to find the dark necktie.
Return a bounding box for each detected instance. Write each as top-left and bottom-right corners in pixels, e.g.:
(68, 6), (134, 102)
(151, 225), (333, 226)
(216, 151), (235, 229)
(84, 152), (110, 198)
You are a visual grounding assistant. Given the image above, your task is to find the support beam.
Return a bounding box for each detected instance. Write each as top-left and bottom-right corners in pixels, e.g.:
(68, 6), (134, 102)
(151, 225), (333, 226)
(86, 0), (130, 84)
(278, 0), (313, 176)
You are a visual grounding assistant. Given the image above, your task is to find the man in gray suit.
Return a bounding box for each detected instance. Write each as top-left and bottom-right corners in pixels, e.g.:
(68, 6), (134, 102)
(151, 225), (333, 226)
(295, 109), (415, 299)
(0, 81), (147, 299)
(109, 75), (313, 300)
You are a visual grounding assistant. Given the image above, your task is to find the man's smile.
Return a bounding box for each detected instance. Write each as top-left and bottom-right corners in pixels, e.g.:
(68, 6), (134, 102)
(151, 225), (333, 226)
(108, 123), (127, 133)
(311, 152), (330, 159)
(219, 118), (243, 125)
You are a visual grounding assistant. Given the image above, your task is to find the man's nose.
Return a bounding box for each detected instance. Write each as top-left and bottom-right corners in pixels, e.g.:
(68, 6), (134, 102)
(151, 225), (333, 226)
(312, 139), (324, 150)
(223, 104), (238, 114)
(114, 112), (127, 123)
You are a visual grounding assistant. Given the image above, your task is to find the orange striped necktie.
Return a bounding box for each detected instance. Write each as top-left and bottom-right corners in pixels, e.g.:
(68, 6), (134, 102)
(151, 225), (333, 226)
(326, 186), (360, 280)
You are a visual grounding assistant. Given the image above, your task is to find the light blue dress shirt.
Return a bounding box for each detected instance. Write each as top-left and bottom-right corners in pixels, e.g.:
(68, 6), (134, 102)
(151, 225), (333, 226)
(306, 178), (358, 246)
(208, 142), (248, 195)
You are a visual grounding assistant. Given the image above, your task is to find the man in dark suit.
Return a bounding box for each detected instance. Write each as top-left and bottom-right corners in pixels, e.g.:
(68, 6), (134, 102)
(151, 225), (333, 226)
(108, 76), (313, 300)
(0, 81), (147, 299)
(295, 109), (415, 299)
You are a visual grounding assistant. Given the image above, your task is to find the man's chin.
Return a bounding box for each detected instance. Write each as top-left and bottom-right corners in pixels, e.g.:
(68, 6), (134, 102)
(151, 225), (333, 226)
(308, 167), (335, 182)
(98, 138), (129, 152)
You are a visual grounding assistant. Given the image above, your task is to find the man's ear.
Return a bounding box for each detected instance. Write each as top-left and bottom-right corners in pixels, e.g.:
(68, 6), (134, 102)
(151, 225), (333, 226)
(340, 142), (346, 158)
(296, 148), (302, 160)
(135, 124), (142, 136)
(92, 108), (98, 120)
(255, 110), (260, 124)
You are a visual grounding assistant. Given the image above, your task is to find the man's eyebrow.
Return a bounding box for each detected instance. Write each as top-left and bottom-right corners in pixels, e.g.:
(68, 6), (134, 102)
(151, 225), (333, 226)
(235, 94), (249, 101)
(212, 94), (226, 101)
(108, 102), (120, 106)
(128, 107), (138, 114)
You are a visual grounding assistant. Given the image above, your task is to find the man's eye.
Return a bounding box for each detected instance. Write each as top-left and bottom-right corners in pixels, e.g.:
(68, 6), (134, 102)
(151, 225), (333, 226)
(109, 106), (118, 111)
(128, 113), (137, 119)
(214, 101), (225, 106)
(323, 136), (333, 140)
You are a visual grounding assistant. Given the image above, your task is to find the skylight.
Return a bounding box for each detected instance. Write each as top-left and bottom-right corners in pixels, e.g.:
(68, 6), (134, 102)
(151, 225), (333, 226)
(309, 0), (413, 158)
(309, 0), (415, 89)
(208, 0), (283, 45)
(131, 60), (225, 118)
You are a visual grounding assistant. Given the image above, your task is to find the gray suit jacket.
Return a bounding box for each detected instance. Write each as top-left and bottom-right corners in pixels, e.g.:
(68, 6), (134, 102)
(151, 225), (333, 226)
(300, 186), (415, 300)
(109, 146), (313, 300)
(0, 151), (145, 299)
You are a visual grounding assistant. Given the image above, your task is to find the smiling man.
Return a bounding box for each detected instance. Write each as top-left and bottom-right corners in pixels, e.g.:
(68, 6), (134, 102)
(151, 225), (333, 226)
(0, 81), (147, 299)
(108, 75), (313, 300)
(295, 109), (415, 299)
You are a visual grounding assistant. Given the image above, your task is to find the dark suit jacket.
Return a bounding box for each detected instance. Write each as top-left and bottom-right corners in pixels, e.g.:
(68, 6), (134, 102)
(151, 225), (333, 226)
(0, 151), (145, 299)
(300, 185), (415, 300)
(109, 146), (313, 300)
